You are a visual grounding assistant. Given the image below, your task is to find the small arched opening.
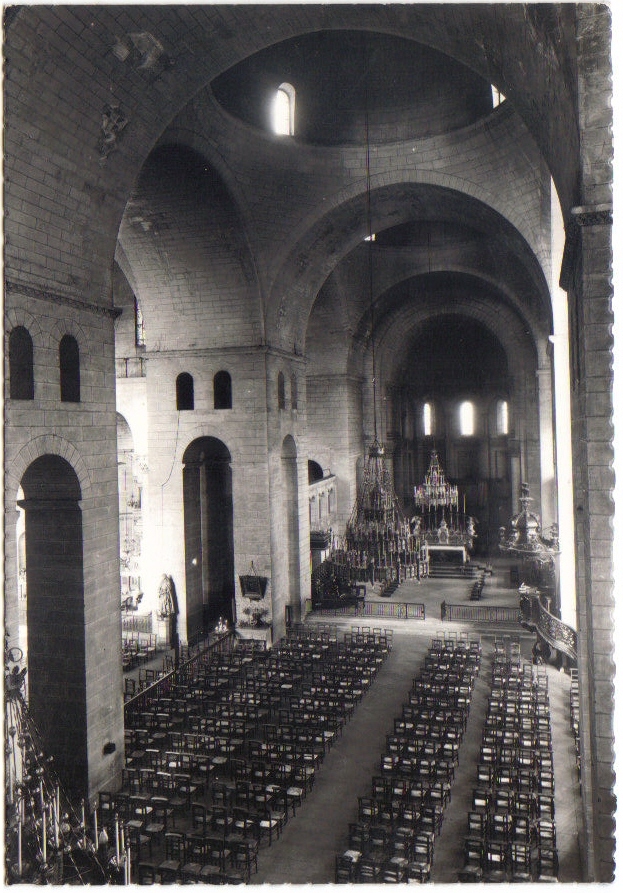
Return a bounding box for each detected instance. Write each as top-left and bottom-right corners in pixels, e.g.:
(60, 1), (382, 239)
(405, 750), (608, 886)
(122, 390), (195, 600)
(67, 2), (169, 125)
(59, 334), (80, 402)
(214, 370), (232, 409)
(9, 326), (35, 400)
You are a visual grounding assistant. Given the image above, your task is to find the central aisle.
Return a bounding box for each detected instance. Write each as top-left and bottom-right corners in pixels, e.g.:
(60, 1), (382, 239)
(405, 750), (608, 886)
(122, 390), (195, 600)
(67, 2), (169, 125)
(251, 628), (431, 883)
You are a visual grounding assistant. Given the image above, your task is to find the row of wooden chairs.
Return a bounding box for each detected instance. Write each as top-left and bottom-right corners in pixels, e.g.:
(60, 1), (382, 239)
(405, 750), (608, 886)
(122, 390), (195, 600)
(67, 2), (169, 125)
(335, 634), (482, 883)
(136, 828), (257, 884)
(459, 640), (558, 882)
(123, 632), (158, 671)
(120, 625), (391, 882)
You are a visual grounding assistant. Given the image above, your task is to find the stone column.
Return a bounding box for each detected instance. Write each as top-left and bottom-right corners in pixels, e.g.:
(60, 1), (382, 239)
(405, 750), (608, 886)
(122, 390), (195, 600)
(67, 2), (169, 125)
(535, 364), (556, 529)
(560, 5), (614, 882)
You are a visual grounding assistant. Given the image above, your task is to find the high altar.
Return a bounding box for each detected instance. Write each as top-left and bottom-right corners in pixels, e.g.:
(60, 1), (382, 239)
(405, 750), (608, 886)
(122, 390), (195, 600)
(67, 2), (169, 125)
(413, 451), (476, 566)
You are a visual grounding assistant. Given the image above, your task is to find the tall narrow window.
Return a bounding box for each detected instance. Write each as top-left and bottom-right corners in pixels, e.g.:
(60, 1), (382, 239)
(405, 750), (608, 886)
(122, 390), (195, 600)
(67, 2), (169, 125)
(423, 402), (434, 437)
(277, 371), (286, 409)
(273, 83), (295, 135)
(496, 399), (509, 435)
(176, 372), (194, 410)
(459, 400), (475, 436)
(491, 85), (506, 107)
(59, 334), (80, 402)
(214, 370), (232, 409)
(9, 326), (34, 400)
(134, 297), (145, 348)
(291, 374), (298, 410)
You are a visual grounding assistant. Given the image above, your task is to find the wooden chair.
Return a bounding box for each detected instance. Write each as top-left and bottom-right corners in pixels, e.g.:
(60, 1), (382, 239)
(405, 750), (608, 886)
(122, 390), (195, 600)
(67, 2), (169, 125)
(232, 838), (259, 881)
(157, 831), (185, 884)
(458, 837), (484, 882)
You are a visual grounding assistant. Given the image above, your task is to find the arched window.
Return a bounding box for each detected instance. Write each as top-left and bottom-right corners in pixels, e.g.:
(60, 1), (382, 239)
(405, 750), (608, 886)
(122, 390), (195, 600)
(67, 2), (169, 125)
(176, 372), (194, 410)
(273, 83), (295, 136)
(496, 399), (509, 435)
(291, 374), (298, 410)
(491, 85), (506, 107)
(59, 334), (80, 402)
(9, 326), (34, 400)
(459, 400), (475, 436)
(214, 370), (232, 409)
(277, 371), (286, 409)
(423, 402), (434, 437)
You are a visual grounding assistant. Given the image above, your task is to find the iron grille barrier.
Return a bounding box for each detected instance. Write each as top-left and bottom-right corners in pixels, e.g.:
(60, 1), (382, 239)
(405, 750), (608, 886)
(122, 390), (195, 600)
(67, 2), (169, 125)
(121, 611), (152, 633)
(441, 603), (521, 623)
(311, 602), (426, 620)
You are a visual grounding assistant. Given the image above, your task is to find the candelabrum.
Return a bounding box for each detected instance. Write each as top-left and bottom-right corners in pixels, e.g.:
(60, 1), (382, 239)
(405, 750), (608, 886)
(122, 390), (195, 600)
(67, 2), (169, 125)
(4, 639), (132, 885)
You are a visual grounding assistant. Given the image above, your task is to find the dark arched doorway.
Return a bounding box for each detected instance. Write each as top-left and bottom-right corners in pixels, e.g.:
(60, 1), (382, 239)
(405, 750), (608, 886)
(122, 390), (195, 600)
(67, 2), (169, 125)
(18, 455), (87, 797)
(282, 436), (300, 624)
(182, 438), (234, 642)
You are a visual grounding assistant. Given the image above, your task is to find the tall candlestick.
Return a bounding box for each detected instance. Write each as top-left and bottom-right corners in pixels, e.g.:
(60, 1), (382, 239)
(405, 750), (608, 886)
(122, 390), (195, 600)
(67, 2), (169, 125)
(94, 808), (98, 845)
(115, 815), (120, 862)
(17, 817), (22, 877)
(81, 799), (86, 847)
(42, 803), (47, 864)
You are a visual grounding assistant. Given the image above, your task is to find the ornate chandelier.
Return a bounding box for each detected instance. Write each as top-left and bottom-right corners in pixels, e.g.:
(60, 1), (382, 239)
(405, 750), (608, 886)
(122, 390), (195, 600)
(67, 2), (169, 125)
(331, 439), (420, 583)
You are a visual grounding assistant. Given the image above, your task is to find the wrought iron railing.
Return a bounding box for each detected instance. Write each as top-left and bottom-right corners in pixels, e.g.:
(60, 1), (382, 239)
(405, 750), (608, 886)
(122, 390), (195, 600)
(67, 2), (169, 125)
(441, 603), (521, 624)
(121, 611), (152, 633)
(308, 601), (426, 621)
(123, 631), (234, 721)
(519, 586), (577, 661)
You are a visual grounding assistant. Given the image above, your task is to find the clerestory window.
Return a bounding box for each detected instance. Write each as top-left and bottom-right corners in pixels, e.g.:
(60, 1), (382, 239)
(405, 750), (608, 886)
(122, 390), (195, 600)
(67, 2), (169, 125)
(273, 83), (295, 136)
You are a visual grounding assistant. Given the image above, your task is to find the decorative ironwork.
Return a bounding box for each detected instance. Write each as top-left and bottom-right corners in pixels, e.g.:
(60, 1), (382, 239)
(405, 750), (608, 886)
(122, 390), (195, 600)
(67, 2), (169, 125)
(441, 602), (521, 623)
(519, 585), (577, 662)
(310, 601), (426, 620)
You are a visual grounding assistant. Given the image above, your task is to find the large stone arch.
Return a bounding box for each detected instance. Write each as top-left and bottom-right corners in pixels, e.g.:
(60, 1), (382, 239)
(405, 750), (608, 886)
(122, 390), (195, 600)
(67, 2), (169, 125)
(271, 173), (553, 347)
(6, 434), (93, 499)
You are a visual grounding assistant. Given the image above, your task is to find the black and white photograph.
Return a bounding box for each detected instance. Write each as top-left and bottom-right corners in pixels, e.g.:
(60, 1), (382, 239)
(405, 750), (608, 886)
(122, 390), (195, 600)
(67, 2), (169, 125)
(3, 2), (616, 884)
